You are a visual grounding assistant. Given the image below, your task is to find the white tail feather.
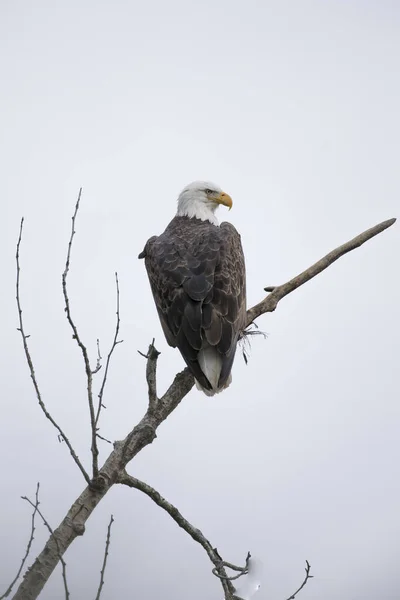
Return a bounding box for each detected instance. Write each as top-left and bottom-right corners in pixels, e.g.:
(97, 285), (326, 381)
(198, 346), (221, 389)
(196, 345), (232, 396)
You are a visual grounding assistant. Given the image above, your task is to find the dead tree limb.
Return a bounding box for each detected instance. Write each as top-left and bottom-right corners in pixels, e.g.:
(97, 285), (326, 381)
(138, 338), (160, 413)
(246, 217), (396, 326)
(118, 471), (236, 599)
(12, 212), (395, 600)
(11, 353), (194, 600)
(61, 188), (99, 480)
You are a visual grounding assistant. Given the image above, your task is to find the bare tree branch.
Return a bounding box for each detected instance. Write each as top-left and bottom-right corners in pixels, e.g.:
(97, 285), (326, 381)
(246, 217), (396, 326)
(22, 486), (70, 600)
(96, 433), (113, 445)
(94, 515), (114, 600)
(62, 188), (100, 480)
(13, 214), (395, 600)
(138, 338), (160, 413)
(117, 471), (236, 599)
(0, 484), (40, 599)
(212, 552), (251, 581)
(11, 356), (194, 600)
(92, 339), (102, 375)
(285, 560), (313, 600)
(15, 218), (90, 485)
(95, 272), (123, 427)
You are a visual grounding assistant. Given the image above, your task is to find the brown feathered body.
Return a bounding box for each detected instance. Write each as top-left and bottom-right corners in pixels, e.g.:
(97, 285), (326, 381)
(140, 215), (246, 395)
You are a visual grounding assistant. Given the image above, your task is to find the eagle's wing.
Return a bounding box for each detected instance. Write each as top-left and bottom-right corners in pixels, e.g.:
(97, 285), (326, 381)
(213, 221), (246, 386)
(140, 217), (246, 391)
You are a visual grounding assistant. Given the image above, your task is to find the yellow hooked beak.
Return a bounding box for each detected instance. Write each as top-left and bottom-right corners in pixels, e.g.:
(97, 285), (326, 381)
(214, 191), (233, 210)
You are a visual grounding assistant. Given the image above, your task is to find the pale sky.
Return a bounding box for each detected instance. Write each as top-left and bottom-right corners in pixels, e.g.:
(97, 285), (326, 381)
(1, 1), (399, 599)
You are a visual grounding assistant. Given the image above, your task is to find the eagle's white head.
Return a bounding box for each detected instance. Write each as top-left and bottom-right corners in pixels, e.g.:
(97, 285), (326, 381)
(176, 180), (233, 226)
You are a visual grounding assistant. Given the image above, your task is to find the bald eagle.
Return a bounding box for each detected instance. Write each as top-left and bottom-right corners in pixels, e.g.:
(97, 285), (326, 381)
(139, 181), (246, 396)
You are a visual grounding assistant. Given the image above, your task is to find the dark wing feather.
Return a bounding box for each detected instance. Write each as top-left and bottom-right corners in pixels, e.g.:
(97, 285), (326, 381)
(211, 222), (246, 386)
(140, 216), (246, 390)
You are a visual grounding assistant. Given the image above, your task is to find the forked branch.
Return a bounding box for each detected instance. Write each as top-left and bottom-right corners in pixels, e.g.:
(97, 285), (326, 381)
(62, 188), (99, 479)
(285, 560), (313, 600)
(212, 552), (251, 581)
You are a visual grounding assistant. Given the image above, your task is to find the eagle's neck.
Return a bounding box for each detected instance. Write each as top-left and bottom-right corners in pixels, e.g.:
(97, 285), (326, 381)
(176, 197), (219, 226)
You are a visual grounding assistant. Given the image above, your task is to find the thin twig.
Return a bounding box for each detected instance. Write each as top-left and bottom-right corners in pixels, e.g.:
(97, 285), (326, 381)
(92, 339), (102, 374)
(118, 471), (236, 599)
(95, 273), (123, 426)
(246, 217), (396, 326)
(96, 433), (113, 445)
(0, 483), (40, 599)
(138, 339), (160, 412)
(285, 560), (313, 600)
(61, 188), (99, 479)
(15, 218), (90, 484)
(22, 487), (70, 600)
(94, 515), (115, 600)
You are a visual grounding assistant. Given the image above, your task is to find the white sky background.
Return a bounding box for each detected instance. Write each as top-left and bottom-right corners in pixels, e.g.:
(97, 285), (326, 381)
(1, 1), (399, 598)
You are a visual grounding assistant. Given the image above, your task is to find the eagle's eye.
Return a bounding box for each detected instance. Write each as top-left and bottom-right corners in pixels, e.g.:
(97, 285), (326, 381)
(204, 188), (213, 195)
